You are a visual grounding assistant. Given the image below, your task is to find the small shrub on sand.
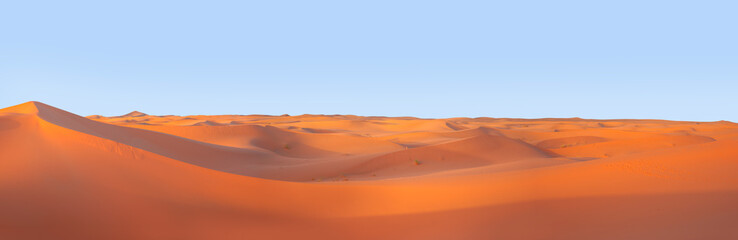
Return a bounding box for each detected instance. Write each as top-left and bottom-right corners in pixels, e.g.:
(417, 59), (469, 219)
(284, 144), (290, 150)
(414, 159), (421, 166)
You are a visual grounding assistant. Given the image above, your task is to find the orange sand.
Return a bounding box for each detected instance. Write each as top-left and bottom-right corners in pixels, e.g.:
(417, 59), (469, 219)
(1, 101), (737, 239)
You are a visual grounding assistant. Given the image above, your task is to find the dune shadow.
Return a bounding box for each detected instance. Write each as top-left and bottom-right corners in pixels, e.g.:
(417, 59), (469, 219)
(0, 117), (21, 131)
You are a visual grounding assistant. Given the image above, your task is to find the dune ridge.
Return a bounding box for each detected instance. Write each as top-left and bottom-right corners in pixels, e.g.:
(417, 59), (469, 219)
(1, 101), (737, 239)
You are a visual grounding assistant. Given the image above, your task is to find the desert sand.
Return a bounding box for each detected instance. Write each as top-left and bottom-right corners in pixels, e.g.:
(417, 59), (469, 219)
(1, 101), (738, 239)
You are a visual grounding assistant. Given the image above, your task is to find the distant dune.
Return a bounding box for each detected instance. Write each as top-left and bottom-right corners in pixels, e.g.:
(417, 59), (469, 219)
(121, 110), (148, 118)
(1, 101), (737, 239)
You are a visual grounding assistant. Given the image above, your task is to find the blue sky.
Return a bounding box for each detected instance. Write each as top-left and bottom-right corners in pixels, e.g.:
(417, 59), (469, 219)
(1, 0), (736, 121)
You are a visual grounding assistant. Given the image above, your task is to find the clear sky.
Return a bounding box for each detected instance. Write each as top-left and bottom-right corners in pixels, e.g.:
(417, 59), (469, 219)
(1, 0), (736, 121)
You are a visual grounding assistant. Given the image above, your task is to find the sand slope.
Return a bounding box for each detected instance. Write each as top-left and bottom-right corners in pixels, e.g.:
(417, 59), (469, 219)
(1, 101), (737, 239)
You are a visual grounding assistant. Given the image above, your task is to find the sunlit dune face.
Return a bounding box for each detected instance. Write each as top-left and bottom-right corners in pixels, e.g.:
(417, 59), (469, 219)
(2, 102), (738, 240)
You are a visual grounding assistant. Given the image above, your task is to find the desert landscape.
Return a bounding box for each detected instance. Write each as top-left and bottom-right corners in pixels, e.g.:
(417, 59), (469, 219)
(1, 101), (737, 239)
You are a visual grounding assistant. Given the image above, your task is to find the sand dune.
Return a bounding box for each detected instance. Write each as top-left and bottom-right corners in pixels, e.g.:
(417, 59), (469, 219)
(122, 111), (148, 118)
(1, 101), (737, 239)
